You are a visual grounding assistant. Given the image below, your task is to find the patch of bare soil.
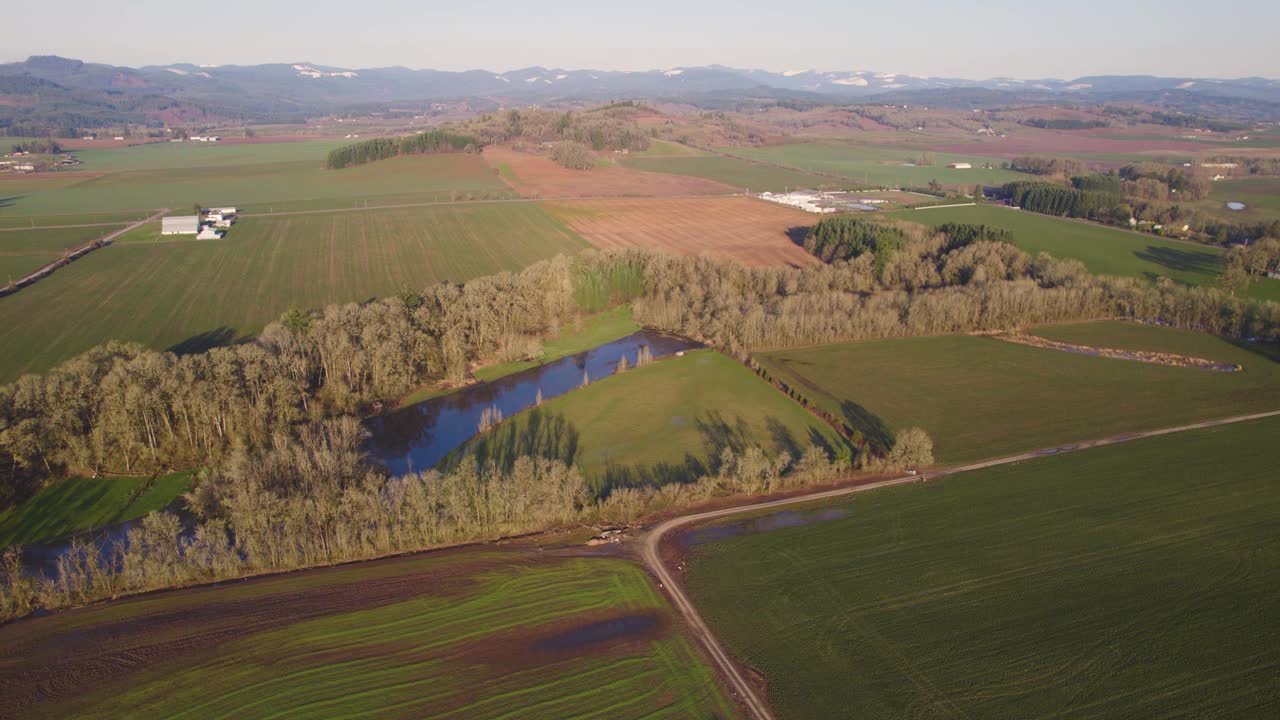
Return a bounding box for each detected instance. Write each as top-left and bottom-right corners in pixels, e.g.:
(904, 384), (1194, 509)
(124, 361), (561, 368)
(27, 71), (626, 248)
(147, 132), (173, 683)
(464, 609), (670, 672)
(484, 145), (733, 198)
(0, 547), (532, 719)
(995, 334), (1243, 372)
(544, 196), (821, 268)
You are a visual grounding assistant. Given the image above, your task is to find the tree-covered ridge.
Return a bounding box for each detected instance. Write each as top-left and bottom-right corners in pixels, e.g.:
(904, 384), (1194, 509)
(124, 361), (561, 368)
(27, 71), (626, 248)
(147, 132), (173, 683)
(325, 130), (479, 169)
(446, 107), (651, 152)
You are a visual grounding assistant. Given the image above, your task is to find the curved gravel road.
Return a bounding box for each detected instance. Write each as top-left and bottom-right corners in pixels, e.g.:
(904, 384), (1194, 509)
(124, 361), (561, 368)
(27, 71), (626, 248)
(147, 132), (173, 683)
(640, 409), (1280, 720)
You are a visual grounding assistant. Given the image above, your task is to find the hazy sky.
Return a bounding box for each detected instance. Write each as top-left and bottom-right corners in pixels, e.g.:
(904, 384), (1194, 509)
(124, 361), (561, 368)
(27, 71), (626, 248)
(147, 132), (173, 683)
(6, 0), (1277, 78)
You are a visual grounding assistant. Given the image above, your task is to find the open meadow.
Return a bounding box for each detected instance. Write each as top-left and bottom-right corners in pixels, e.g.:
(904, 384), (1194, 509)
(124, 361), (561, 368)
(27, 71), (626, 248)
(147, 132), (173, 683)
(462, 350), (849, 493)
(724, 142), (1022, 187)
(683, 413), (1280, 719)
(0, 202), (587, 381)
(896, 204), (1280, 302)
(544, 196), (819, 267)
(483, 145), (731, 198)
(755, 321), (1280, 463)
(0, 471), (193, 548)
(0, 148), (512, 217)
(0, 549), (737, 720)
(0, 224), (126, 282)
(619, 155), (844, 192)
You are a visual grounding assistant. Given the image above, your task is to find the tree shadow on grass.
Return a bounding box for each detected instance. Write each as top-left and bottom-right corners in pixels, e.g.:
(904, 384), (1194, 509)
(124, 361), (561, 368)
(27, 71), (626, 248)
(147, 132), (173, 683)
(840, 400), (894, 456)
(166, 326), (240, 356)
(593, 454), (708, 500)
(695, 410), (751, 458)
(461, 408), (581, 472)
(1134, 245), (1223, 276)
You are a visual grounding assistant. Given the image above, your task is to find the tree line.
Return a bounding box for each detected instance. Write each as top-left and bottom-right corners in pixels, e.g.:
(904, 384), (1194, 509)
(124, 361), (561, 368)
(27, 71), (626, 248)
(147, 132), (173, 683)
(325, 130), (478, 170)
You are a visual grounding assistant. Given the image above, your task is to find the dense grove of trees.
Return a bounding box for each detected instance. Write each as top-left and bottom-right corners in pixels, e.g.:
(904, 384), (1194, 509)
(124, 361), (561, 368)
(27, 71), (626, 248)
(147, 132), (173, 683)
(4, 233), (1280, 619)
(549, 141), (596, 170)
(1010, 156), (1085, 177)
(936, 223), (1014, 250)
(10, 139), (63, 154)
(447, 108), (651, 152)
(1221, 238), (1280, 291)
(803, 217), (905, 269)
(1019, 118), (1108, 130)
(325, 130), (478, 169)
(1204, 156), (1280, 176)
(1000, 180), (1129, 221)
(1119, 163), (1211, 201)
(1, 422), (847, 619)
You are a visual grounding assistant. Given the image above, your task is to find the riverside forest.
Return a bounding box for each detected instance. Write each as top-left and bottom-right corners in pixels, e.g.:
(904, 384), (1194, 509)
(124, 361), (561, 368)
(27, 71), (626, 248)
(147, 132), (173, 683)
(2, 17), (1280, 718)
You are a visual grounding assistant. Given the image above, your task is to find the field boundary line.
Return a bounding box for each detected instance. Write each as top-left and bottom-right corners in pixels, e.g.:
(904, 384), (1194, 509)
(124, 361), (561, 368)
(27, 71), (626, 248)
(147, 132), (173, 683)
(0, 209), (168, 298)
(639, 408), (1280, 720)
(0, 221), (134, 233)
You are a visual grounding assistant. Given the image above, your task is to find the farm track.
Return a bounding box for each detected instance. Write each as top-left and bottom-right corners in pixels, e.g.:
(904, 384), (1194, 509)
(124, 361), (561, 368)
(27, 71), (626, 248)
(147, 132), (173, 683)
(640, 408), (1280, 720)
(0, 221), (146, 233)
(0, 209), (168, 297)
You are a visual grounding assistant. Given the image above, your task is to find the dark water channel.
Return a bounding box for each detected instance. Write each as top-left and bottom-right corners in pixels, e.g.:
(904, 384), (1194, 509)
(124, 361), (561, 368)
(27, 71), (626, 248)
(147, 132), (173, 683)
(368, 331), (701, 476)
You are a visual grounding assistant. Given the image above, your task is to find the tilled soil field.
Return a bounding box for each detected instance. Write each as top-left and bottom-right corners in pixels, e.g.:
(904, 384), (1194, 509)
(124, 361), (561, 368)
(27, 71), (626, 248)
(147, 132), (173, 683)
(484, 145), (734, 198)
(544, 196), (820, 268)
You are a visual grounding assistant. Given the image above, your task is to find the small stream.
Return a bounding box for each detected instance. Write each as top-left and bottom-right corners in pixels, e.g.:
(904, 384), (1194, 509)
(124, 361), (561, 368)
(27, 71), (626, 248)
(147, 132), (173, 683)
(367, 331), (701, 476)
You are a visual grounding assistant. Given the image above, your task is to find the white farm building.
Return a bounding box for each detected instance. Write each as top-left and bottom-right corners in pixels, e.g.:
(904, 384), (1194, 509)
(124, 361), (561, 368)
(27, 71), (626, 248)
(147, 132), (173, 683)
(161, 216), (200, 235)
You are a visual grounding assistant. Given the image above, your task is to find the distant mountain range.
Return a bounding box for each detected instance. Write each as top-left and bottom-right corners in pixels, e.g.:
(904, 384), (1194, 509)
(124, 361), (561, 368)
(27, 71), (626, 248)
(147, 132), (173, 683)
(3, 55), (1278, 131)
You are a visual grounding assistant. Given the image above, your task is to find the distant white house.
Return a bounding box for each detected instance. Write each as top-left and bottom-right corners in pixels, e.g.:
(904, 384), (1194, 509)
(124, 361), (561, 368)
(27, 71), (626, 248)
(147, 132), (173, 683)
(161, 216), (200, 235)
(1268, 270), (1280, 281)
(948, 162), (972, 169)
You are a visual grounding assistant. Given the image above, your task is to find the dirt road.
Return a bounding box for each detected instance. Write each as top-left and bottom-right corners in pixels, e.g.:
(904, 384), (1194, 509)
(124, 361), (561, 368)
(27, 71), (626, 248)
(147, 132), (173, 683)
(640, 409), (1280, 720)
(0, 209), (168, 296)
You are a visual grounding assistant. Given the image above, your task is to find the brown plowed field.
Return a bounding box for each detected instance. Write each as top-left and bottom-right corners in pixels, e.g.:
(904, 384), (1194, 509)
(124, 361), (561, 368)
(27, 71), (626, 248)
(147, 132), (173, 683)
(544, 197), (820, 268)
(484, 145), (734, 198)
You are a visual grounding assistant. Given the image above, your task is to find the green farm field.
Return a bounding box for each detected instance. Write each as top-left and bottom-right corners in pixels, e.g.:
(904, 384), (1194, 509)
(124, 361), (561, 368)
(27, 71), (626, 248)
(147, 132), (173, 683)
(725, 142), (1022, 187)
(1192, 177), (1280, 223)
(0, 471), (193, 548)
(0, 151), (511, 217)
(0, 224), (124, 282)
(464, 350), (849, 492)
(755, 321), (1280, 463)
(0, 202), (587, 381)
(684, 413), (1280, 719)
(619, 155), (845, 192)
(0, 549), (737, 719)
(897, 204), (1280, 302)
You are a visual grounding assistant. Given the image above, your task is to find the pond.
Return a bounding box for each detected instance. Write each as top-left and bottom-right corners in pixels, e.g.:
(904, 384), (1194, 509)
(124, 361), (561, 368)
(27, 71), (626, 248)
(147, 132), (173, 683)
(367, 331), (701, 476)
(1226, 201), (1246, 211)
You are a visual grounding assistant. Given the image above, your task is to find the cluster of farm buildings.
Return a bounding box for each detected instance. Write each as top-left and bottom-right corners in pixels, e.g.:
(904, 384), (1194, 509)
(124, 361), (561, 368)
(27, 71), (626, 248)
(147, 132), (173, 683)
(161, 207), (237, 239)
(758, 191), (893, 214)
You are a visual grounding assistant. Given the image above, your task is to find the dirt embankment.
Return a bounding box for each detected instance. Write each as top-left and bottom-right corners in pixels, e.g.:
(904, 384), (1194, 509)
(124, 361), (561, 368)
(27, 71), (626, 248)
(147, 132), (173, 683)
(995, 333), (1243, 372)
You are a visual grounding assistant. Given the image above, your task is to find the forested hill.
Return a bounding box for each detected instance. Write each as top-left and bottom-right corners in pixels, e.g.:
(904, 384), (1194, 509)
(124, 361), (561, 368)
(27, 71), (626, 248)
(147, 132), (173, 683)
(325, 130), (479, 170)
